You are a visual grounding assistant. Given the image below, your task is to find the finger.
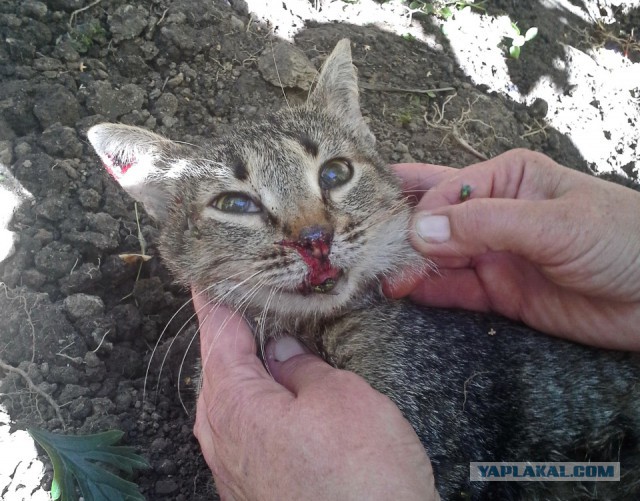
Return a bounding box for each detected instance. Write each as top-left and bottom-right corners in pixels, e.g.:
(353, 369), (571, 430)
(194, 392), (218, 470)
(405, 268), (492, 311)
(410, 197), (572, 266)
(193, 292), (280, 398)
(415, 149), (563, 212)
(193, 290), (255, 364)
(382, 271), (425, 299)
(265, 336), (347, 395)
(392, 163), (456, 195)
(194, 394), (240, 501)
(383, 254), (474, 299)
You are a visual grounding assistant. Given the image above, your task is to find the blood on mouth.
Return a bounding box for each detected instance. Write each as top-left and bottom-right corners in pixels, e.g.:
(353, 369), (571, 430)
(279, 240), (341, 294)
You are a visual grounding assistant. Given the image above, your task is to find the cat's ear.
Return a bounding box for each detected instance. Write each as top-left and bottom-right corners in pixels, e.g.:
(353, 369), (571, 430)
(308, 39), (373, 142)
(87, 123), (175, 222)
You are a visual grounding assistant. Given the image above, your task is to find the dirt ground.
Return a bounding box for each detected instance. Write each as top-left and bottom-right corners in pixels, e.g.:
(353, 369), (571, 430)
(0, 0), (639, 499)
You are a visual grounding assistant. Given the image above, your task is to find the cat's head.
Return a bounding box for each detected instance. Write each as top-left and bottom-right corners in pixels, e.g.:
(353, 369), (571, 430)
(88, 39), (422, 320)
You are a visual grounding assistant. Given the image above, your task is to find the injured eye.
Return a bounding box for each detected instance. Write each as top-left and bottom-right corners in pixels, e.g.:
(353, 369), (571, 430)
(212, 193), (261, 213)
(319, 159), (353, 191)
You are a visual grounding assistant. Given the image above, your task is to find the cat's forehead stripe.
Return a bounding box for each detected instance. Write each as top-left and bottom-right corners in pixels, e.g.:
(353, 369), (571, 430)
(297, 134), (318, 158)
(232, 157), (248, 181)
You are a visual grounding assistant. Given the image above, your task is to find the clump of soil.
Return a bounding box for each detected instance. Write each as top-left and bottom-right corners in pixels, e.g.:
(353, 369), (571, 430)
(0, 0), (637, 499)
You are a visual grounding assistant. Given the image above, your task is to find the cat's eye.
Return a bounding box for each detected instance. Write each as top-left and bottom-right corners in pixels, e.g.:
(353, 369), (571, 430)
(212, 193), (261, 213)
(319, 159), (353, 191)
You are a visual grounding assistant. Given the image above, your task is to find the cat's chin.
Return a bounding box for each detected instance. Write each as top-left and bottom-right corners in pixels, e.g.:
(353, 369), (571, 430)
(215, 271), (365, 321)
(270, 272), (357, 318)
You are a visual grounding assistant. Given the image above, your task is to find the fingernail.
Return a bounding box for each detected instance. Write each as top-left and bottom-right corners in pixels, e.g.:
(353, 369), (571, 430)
(415, 214), (450, 243)
(267, 336), (308, 362)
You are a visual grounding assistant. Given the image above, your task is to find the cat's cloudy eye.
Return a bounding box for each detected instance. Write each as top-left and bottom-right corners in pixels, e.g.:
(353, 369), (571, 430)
(212, 193), (261, 213)
(319, 159), (353, 191)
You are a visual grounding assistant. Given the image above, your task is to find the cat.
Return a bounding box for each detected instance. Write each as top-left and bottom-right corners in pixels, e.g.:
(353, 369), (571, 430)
(88, 39), (640, 500)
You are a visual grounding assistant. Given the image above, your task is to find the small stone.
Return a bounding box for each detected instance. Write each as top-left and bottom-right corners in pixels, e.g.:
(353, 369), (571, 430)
(155, 480), (179, 496)
(86, 81), (146, 120)
(78, 188), (101, 210)
(52, 38), (80, 62)
(257, 42), (317, 91)
(33, 56), (63, 72)
(166, 72), (184, 89)
(229, 15), (245, 31)
(33, 86), (80, 128)
(18, 1), (48, 20)
(58, 159), (79, 179)
(58, 383), (90, 403)
(157, 459), (178, 476)
(39, 123), (83, 158)
(109, 304), (142, 341)
(21, 269), (46, 288)
(35, 196), (69, 222)
(49, 367), (82, 385)
(34, 241), (80, 279)
(133, 277), (165, 314)
(152, 93), (178, 117)
(63, 293), (105, 321)
(114, 391), (133, 412)
(108, 5), (149, 42)
(69, 397), (93, 420)
(92, 397), (116, 415)
(529, 98), (549, 119)
(84, 351), (101, 368)
(150, 437), (170, 454)
(0, 140), (13, 165)
(14, 142), (32, 158)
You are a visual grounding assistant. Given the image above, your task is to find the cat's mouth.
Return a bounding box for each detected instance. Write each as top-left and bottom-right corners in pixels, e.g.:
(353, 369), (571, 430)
(298, 266), (343, 295)
(279, 239), (344, 295)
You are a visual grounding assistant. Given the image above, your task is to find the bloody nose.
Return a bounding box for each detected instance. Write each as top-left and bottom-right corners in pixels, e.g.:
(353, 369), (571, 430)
(298, 225), (333, 260)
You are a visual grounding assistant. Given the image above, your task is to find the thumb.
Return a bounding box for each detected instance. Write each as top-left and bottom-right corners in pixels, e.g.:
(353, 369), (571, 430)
(412, 197), (560, 264)
(265, 336), (340, 395)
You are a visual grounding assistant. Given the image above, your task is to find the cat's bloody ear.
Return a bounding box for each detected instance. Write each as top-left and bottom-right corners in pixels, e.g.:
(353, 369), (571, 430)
(87, 123), (174, 222)
(309, 38), (373, 142)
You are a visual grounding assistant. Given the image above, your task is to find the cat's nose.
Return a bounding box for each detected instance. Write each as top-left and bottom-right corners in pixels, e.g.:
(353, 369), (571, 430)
(298, 224), (333, 259)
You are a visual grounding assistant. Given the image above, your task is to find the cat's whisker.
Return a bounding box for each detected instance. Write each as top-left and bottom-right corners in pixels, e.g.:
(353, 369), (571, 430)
(187, 277), (268, 401)
(173, 275), (268, 415)
(269, 38), (293, 114)
(176, 319), (202, 416)
(257, 284), (282, 376)
(142, 294), (196, 405)
(141, 277), (245, 406)
(154, 269), (266, 403)
(198, 275), (272, 380)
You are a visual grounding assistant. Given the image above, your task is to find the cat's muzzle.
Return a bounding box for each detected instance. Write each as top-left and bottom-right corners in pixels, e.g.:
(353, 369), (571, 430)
(298, 268), (343, 296)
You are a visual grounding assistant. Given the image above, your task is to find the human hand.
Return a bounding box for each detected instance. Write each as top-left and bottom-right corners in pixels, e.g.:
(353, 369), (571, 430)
(387, 149), (640, 351)
(192, 292), (440, 500)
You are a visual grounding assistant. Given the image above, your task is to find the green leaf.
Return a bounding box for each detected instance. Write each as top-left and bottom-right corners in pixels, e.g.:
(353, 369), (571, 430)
(509, 45), (521, 59)
(510, 22), (520, 36)
(440, 6), (453, 19)
(422, 3), (435, 14)
(409, 1), (423, 8)
(28, 428), (149, 501)
(524, 27), (538, 41)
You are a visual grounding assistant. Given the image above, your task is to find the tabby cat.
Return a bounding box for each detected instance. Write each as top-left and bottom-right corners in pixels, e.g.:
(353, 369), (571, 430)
(88, 39), (640, 500)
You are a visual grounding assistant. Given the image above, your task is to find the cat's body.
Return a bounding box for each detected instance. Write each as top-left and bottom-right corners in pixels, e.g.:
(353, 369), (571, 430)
(88, 39), (640, 499)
